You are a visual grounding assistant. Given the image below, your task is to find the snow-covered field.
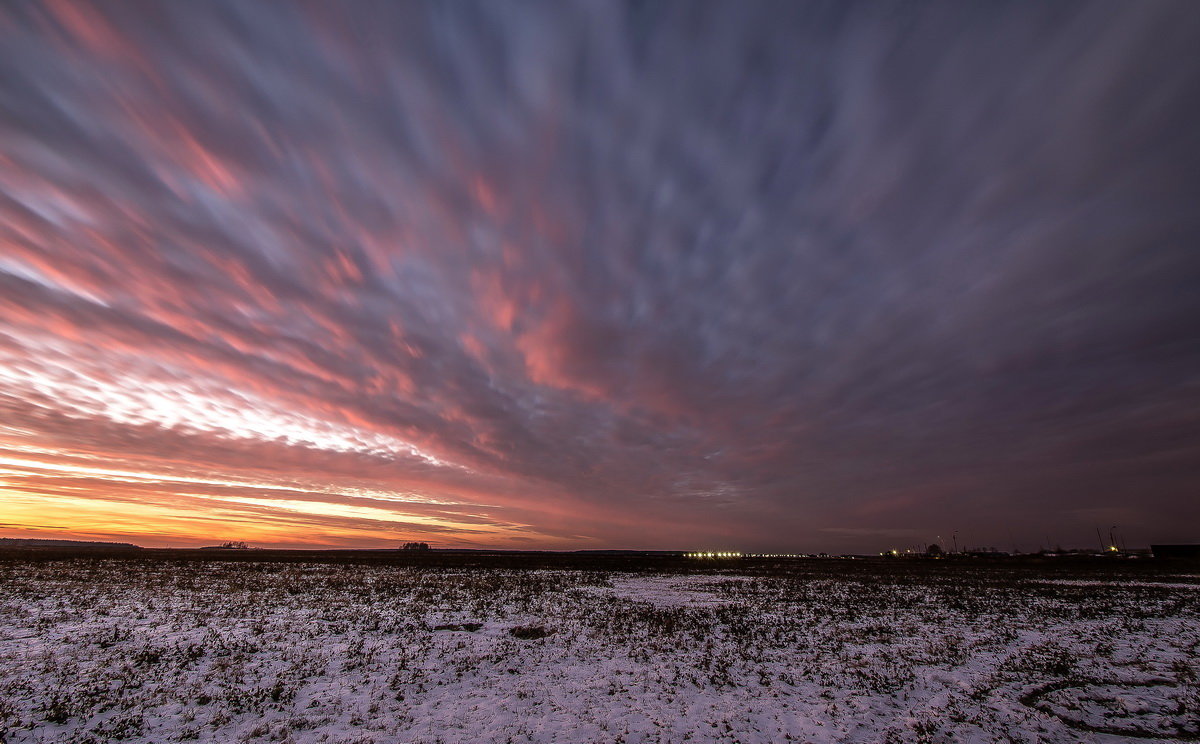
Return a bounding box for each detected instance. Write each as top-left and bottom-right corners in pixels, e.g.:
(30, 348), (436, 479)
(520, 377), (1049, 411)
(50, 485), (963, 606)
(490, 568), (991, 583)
(1, 558), (1197, 743)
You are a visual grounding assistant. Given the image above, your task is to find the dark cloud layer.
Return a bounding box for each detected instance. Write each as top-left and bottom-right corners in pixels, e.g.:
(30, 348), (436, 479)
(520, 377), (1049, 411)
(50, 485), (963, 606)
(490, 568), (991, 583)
(1, 1), (1198, 550)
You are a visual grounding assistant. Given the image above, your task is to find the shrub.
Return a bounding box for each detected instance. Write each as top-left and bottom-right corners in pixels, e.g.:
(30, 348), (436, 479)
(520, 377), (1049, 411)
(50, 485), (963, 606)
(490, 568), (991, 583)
(509, 624), (553, 640)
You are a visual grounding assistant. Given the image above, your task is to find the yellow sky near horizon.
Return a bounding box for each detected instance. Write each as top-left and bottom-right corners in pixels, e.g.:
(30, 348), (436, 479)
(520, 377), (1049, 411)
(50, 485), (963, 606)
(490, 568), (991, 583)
(0, 452), (560, 549)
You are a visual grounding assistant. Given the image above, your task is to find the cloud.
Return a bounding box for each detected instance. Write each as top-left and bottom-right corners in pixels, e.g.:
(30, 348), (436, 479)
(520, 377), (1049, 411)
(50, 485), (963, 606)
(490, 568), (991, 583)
(0, 0), (1198, 550)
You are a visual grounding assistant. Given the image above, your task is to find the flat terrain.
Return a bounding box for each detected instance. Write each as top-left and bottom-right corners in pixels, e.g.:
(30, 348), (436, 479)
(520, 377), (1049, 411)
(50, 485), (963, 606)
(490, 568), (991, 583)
(1, 552), (1197, 743)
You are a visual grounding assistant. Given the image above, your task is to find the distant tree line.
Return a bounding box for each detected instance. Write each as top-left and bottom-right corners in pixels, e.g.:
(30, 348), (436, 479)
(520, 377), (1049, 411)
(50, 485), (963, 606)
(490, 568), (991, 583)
(0, 538), (141, 549)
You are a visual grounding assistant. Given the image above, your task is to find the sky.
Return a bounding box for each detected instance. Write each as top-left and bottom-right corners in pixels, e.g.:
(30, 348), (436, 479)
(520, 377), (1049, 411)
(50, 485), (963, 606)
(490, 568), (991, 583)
(1, 1), (1198, 553)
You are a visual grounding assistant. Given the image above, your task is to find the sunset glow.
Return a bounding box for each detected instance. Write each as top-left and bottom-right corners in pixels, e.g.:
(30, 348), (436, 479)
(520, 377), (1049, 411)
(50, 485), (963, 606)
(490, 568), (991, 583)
(1, 1), (1197, 551)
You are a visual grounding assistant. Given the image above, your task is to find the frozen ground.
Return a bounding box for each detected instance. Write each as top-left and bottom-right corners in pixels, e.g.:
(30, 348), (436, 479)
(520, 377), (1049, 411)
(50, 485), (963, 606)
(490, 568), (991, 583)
(0, 558), (1197, 743)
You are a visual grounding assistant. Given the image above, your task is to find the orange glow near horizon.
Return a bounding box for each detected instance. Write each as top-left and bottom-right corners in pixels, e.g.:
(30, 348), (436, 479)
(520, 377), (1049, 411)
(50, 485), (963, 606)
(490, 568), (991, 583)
(0, 433), (571, 549)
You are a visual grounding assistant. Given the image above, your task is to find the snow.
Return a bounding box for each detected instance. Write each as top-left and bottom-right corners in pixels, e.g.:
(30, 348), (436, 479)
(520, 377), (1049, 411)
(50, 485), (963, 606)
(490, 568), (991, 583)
(0, 559), (1197, 743)
(1029, 681), (1199, 740)
(1033, 579), (1200, 591)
